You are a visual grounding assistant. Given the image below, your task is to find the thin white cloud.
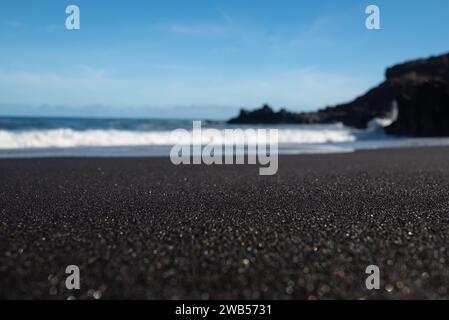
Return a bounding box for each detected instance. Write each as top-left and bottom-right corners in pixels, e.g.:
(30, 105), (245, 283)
(168, 23), (229, 37)
(80, 65), (108, 80)
(40, 24), (64, 32)
(2, 20), (24, 28)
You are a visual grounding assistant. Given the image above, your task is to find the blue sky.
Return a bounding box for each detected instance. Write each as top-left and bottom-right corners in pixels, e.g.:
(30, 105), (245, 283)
(1, 0), (449, 118)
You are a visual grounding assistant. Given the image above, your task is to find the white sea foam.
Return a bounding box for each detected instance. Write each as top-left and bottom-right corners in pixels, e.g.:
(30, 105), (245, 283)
(0, 127), (356, 150)
(367, 101), (399, 131)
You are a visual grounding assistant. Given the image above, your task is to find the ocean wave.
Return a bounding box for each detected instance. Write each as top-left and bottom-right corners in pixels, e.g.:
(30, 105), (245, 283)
(0, 127), (356, 150)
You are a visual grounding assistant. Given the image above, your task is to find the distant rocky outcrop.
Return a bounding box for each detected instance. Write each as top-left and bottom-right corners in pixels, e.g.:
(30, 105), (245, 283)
(228, 104), (316, 124)
(228, 52), (449, 136)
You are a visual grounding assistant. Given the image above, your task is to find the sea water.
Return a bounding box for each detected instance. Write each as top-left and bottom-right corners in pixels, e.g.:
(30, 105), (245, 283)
(1, 116), (449, 158)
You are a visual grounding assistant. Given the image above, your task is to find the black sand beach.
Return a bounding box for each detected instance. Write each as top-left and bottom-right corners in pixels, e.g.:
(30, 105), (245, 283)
(2, 146), (449, 299)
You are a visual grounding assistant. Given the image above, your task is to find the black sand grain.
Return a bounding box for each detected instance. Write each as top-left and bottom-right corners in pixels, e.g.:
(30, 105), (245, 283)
(1, 147), (449, 299)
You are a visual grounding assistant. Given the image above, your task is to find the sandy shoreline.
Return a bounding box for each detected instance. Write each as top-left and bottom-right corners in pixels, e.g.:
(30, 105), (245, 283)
(1, 146), (449, 299)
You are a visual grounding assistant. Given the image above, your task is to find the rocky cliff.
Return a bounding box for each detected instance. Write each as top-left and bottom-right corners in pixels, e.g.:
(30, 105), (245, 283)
(228, 52), (449, 136)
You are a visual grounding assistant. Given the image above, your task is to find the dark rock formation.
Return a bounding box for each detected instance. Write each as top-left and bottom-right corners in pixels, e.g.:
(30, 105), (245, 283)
(385, 54), (449, 82)
(228, 52), (449, 136)
(228, 104), (316, 124)
(385, 81), (449, 136)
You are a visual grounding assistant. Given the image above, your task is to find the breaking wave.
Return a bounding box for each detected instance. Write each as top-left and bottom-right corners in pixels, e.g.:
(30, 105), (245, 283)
(0, 127), (356, 150)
